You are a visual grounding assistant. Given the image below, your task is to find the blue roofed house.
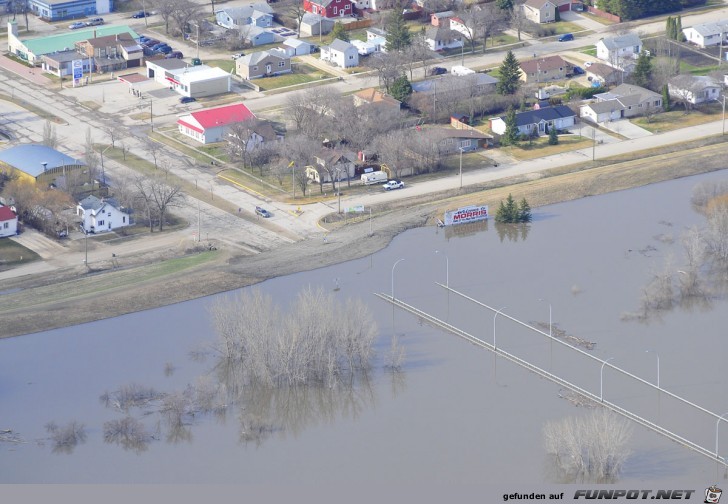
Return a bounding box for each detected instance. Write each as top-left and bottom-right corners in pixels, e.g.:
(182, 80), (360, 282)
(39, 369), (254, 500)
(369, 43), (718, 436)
(215, 3), (274, 29)
(490, 105), (576, 137)
(0, 144), (86, 187)
(77, 195), (130, 234)
(27, 0), (112, 21)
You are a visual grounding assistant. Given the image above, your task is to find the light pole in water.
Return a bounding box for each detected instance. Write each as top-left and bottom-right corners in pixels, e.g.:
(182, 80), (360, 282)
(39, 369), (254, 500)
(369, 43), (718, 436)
(600, 357), (615, 402)
(435, 250), (449, 288)
(493, 306), (507, 351)
(391, 258), (405, 300)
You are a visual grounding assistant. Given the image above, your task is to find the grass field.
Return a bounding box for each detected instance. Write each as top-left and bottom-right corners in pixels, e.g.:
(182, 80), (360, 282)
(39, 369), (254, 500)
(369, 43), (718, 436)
(0, 239), (40, 271)
(501, 135), (595, 161)
(256, 63), (334, 90)
(631, 103), (725, 133)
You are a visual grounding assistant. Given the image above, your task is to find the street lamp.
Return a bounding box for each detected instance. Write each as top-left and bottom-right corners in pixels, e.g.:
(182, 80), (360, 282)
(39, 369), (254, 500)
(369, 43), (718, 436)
(458, 146), (465, 189)
(435, 250), (449, 288)
(600, 357), (615, 402)
(391, 258), (405, 300)
(716, 412), (728, 458)
(645, 349), (660, 389)
(493, 306), (507, 351)
(336, 168), (342, 214)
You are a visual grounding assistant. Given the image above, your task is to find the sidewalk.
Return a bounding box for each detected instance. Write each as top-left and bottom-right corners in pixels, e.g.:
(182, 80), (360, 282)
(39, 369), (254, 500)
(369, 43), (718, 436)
(0, 55), (52, 86)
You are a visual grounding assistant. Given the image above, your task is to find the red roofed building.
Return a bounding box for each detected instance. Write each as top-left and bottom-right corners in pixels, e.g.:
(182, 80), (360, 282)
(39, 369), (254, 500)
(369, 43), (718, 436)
(177, 103), (256, 144)
(0, 205), (18, 238)
(303, 0), (355, 18)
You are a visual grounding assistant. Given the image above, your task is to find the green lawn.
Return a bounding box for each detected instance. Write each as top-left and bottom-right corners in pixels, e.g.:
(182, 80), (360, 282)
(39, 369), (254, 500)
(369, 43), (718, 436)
(205, 59), (236, 73)
(679, 61), (719, 76)
(0, 239), (40, 271)
(552, 21), (584, 35)
(256, 63), (334, 90)
(581, 48), (597, 57)
(631, 104), (725, 133)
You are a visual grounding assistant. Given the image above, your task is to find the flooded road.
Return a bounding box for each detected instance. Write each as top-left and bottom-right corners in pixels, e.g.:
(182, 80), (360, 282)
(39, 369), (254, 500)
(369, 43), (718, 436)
(2, 170), (728, 484)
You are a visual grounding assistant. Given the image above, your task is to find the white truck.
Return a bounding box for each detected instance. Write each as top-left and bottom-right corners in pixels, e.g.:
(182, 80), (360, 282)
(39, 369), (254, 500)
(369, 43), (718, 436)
(361, 171), (388, 185)
(451, 65), (475, 76)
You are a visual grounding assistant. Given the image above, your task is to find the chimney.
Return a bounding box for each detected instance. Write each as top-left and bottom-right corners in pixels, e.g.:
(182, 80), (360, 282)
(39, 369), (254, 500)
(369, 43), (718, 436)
(41, 162), (48, 172)
(94, 29), (97, 39)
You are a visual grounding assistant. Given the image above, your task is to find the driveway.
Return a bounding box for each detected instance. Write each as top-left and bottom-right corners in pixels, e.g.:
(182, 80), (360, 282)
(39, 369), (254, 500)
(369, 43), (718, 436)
(559, 10), (607, 32)
(600, 118), (653, 139)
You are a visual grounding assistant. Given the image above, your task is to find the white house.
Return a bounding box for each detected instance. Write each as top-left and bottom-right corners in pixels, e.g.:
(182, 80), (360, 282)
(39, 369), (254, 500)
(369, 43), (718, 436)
(0, 205), (18, 238)
(523, 0), (557, 24)
(668, 75), (722, 105)
(77, 195), (130, 234)
(449, 17), (471, 38)
(215, 4), (274, 29)
(425, 26), (463, 51)
(177, 103), (256, 144)
(596, 33), (642, 69)
(683, 20), (728, 48)
(351, 39), (379, 55)
(491, 105), (576, 136)
(321, 39), (359, 68)
(282, 38), (316, 56)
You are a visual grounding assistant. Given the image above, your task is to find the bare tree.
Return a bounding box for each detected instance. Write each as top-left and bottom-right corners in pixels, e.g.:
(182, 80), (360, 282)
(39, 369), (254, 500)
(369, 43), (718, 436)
(401, 34), (433, 81)
(170, 0), (202, 38)
(143, 138), (163, 170)
(84, 127), (99, 185)
(510, 0), (528, 42)
(368, 52), (405, 93)
(133, 175), (184, 232)
(151, 0), (179, 35)
(287, 0), (307, 37)
(42, 121), (58, 149)
(45, 421), (87, 454)
(103, 417), (152, 453)
(667, 74), (700, 112)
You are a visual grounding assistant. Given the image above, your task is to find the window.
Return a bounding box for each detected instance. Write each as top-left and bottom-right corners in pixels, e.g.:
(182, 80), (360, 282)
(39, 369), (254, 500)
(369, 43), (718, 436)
(123, 216), (126, 223)
(333, 6), (337, 14)
(349, 55), (353, 59)
(98, 220), (105, 226)
(3, 222), (8, 229)
(253, 66), (258, 71)
(278, 61), (285, 67)
(108, 212), (111, 217)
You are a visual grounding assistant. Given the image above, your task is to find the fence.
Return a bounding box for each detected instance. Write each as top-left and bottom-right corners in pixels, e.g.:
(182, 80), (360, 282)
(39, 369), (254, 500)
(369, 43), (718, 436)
(343, 19), (374, 31)
(586, 6), (621, 23)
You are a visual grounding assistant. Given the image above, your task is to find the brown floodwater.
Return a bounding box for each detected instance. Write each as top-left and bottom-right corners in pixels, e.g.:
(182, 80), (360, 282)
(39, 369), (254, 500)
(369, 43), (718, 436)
(1, 170), (728, 485)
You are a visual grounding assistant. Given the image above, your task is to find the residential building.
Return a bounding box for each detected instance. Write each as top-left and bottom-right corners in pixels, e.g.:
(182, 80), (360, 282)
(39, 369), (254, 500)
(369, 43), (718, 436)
(431, 11), (454, 27)
(299, 13), (335, 37)
(596, 33), (642, 69)
(580, 83), (662, 123)
(0, 205), (18, 238)
(282, 38), (316, 56)
(353, 88), (401, 110)
(77, 195), (130, 234)
(351, 39), (380, 55)
(491, 105), (576, 136)
(0, 144), (86, 187)
(236, 50), (292, 79)
(449, 17), (471, 38)
(321, 39), (359, 68)
(27, 0), (111, 21)
(75, 32), (143, 73)
(519, 55), (572, 83)
(425, 26), (463, 51)
(215, 4), (274, 29)
(245, 26), (276, 46)
(166, 65), (232, 98)
(365, 27), (387, 52)
(41, 49), (92, 77)
(668, 75), (722, 105)
(523, 0), (557, 24)
(177, 103), (257, 144)
(683, 20), (728, 48)
(352, 0), (384, 10)
(434, 128), (492, 155)
(585, 62), (624, 86)
(303, 0), (355, 18)
(310, 149), (356, 183)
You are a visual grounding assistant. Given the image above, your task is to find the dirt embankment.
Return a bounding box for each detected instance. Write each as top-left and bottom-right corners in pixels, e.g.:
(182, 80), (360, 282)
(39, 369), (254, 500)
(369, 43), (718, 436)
(1, 137), (727, 339)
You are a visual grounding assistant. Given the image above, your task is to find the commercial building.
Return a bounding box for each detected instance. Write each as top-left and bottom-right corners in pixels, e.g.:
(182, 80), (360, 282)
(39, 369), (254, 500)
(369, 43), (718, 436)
(177, 103), (256, 144)
(27, 0), (112, 21)
(0, 144), (86, 187)
(166, 65), (231, 98)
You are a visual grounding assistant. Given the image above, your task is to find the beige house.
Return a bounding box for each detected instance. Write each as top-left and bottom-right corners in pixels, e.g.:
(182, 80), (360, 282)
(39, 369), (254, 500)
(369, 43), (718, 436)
(523, 0), (557, 24)
(236, 50), (291, 80)
(519, 55), (572, 83)
(580, 83), (662, 123)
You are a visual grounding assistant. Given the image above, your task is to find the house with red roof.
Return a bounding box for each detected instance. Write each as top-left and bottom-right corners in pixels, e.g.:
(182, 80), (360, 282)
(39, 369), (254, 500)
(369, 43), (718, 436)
(303, 0), (355, 18)
(0, 205), (18, 238)
(177, 103), (256, 144)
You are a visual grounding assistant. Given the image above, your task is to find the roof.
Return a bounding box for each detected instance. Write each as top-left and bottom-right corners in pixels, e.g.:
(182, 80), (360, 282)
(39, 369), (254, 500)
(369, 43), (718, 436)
(217, 3), (273, 19)
(686, 20), (728, 37)
(354, 88), (401, 108)
(284, 38), (313, 48)
(82, 32), (135, 48)
(146, 58), (188, 71)
(301, 13), (334, 25)
(599, 33), (642, 51)
(328, 39), (355, 52)
(308, 0), (353, 7)
(525, 0), (556, 8)
(584, 99), (623, 114)
(22, 25), (139, 56)
(178, 67), (230, 84)
(669, 74), (721, 90)
(239, 50), (287, 65)
(498, 105), (575, 127)
(432, 10), (454, 18)
(520, 55), (569, 74)
(426, 26), (459, 42)
(187, 103), (255, 130)
(0, 144), (84, 177)
(586, 62), (622, 78)
(42, 49), (85, 64)
(609, 83), (661, 101)
(0, 205), (16, 222)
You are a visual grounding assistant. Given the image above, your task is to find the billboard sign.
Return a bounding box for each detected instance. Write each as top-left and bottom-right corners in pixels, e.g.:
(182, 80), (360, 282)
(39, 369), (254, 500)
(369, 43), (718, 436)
(444, 205), (488, 226)
(72, 59), (83, 87)
(345, 205), (365, 213)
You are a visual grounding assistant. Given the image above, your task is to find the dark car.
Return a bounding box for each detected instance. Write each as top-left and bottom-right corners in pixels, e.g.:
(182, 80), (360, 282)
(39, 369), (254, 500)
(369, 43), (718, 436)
(142, 39), (160, 47)
(132, 10), (149, 18)
(572, 66), (585, 75)
(430, 66), (447, 76)
(150, 43), (168, 50)
(558, 33), (574, 42)
(255, 206), (271, 218)
(156, 45), (173, 54)
(179, 96), (196, 104)
(165, 51), (184, 59)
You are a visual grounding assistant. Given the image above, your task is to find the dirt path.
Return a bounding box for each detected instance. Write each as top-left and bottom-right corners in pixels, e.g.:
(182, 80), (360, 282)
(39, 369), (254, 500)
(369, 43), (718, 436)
(1, 139), (727, 339)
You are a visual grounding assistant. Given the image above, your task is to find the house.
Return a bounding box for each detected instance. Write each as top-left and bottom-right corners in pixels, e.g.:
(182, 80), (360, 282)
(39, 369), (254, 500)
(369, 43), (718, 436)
(27, 0), (111, 21)
(519, 55), (572, 83)
(177, 103), (256, 144)
(523, 0), (557, 24)
(227, 121), (282, 156)
(215, 4), (274, 29)
(580, 83), (662, 123)
(237, 50), (292, 79)
(683, 20), (728, 48)
(353, 88), (401, 110)
(244, 26), (276, 47)
(166, 65), (231, 98)
(299, 13), (335, 37)
(491, 105), (576, 137)
(596, 33), (642, 69)
(433, 128), (493, 155)
(283, 38), (316, 56)
(668, 75), (722, 105)
(352, 0), (384, 10)
(7, 21), (138, 66)
(431, 11), (454, 27)
(585, 62), (624, 86)
(0, 144), (86, 187)
(366, 27), (388, 52)
(449, 17), (471, 38)
(0, 205), (18, 238)
(77, 195), (130, 234)
(41, 49), (92, 77)
(75, 32), (143, 73)
(303, 0), (355, 18)
(321, 39), (359, 68)
(310, 149), (356, 183)
(425, 26), (463, 51)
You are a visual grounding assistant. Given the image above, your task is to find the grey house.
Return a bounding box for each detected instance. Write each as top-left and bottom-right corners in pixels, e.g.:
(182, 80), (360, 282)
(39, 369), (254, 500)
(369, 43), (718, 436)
(216, 4), (274, 29)
(237, 50), (292, 79)
(300, 13), (335, 36)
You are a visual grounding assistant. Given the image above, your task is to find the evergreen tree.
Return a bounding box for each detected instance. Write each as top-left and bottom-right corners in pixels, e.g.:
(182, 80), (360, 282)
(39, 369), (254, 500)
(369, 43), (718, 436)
(555, 8), (561, 22)
(502, 106), (519, 146)
(662, 84), (671, 111)
(496, 0), (514, 10)
(385, 8), (412, 51)
(390, 75), (413, 102)
(497, 50), (521, 95)
(630, 50), (652, 88)
(518, 198), (532, 223)
(548, 126), (558, 145)
(666, 16), (674, 39)
(495, 200), (509, 223)
(331, 22), (350, 43)
(676, 15), (685, 41)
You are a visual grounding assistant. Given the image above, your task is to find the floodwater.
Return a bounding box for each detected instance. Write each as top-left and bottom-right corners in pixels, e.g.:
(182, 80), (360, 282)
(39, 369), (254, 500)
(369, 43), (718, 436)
(2, 171), (728, 485)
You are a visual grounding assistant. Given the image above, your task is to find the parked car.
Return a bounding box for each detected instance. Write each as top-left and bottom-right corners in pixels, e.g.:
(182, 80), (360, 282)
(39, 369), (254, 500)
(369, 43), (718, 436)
(179, 96), (196, 104)
(572, 66), (585, 75)
(150, 43), (168, 50)
(142, 39), (160, 47)
(429, 66), (447, 76)
(255, 206), (271, 218)
(69, 21), (87, 29)
(558, 33), (574, 42)
(87, 17), (104, 26)
(166, 51), (184, 59)
(383, 180), (404, 191)
(231, 53), (244, 60)
(132, 10), (149, 18)
(156, 45), (173, 54)
(584, 61), (593, 67)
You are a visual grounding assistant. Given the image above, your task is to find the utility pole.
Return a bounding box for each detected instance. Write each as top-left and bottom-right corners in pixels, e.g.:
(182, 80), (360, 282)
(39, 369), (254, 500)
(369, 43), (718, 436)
(197, 200), (201, 242)
(149, 98), (153, 131)
(723, 94), (726, 135)
(592, 128), (596, 161)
